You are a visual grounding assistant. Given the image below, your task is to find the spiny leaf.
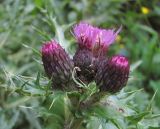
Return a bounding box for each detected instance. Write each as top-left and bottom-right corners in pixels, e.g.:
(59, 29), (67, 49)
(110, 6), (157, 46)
(147, 90), (157, 111)
(47, 15), (70, 51)
(22, 44), (41, 57)
(32, 25), (52, 41)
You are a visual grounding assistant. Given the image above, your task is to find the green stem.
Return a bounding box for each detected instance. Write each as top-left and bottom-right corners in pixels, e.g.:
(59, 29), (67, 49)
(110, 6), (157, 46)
(79, 92), (106, 109)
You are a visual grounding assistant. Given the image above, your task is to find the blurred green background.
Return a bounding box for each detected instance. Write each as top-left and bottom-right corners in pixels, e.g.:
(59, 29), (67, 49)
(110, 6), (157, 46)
(0, 0), (160, 129)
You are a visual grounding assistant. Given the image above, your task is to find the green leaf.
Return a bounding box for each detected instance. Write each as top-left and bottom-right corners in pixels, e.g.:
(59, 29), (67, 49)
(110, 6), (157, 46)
(22, 44), (41, 57)
(21, 108), (42, 129)
(34, 0), (43, 8)
(32, 25), (52, 41)
(147, 90), (157, 111)
(130, 60), (142, 72)
(47, 16), (70, 51)
(126, 111), (150, 124)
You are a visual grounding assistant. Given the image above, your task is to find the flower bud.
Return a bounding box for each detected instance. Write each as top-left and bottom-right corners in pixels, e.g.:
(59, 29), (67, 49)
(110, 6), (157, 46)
(95, 55), (130, 93)
(42, 40), (74, 90)
(73, 49), (95, 83)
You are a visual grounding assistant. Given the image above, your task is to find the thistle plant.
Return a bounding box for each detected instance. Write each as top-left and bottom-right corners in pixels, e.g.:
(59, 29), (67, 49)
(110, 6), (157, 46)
(0, 18), (159, 129)
(41, 22), (132, 128)
(36, 20), (159, 129)
(1, 1), (160, 129)
(1, 20), (159, 129)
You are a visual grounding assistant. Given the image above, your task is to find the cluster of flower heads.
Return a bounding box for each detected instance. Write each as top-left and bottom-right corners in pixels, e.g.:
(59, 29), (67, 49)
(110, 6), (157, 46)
(42, 22), (130, 93)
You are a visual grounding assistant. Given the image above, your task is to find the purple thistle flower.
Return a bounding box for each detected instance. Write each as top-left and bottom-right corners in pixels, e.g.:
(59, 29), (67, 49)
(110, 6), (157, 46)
(73, 22), (94, 49)
(42, 40), (74, 90)
(95, 55), (130, 93)
(95, 28), (121, 53)
(73, 22), (121, 56)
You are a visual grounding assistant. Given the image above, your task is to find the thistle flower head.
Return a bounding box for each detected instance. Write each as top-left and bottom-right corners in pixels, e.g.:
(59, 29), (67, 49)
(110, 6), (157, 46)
(110, 55), (129, 70)
(73, 22), (94, 49)
(42, 40), (61, 57)
(73, 49), (95, 83)
(42, 40), (74, 90)
(95, 55), (130, 93)
(73, 22), (121, 56)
